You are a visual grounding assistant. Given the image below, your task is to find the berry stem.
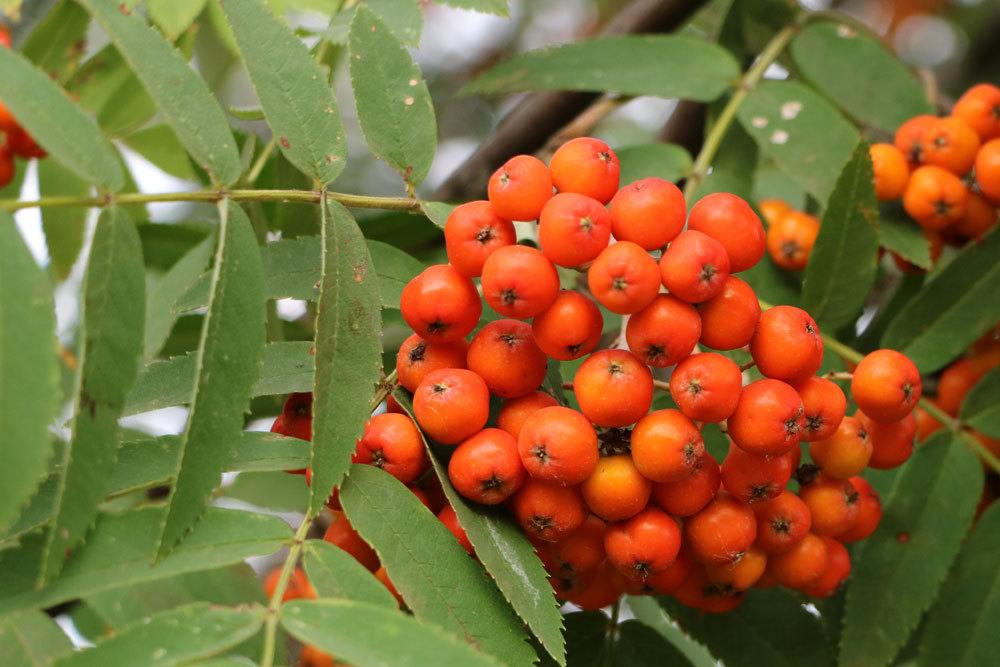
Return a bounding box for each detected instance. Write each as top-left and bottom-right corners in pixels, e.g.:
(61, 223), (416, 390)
(683, 21), (801, 200)
(823, 371), (854, 381)
(0, 188), (420, 213)
(600, 598), (622, 667)
(259, 509), (316, 667)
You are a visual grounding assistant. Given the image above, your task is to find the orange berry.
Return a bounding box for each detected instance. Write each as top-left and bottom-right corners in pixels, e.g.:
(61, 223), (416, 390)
(573, 349), (653, 428)
(706, 545), (767, 591)
(6, 126), (45, 159)
(538, 192), (612, 267)
(517, 405), (599, 486)
(0, 146), (13, 189)
(549, 137), (620, 204)
(809, 415), (872, 479)
(869, 143), (910, 200)
(630, 409), (705, 483)
(300, 644), (338, 667)
(903, 165), (968, 230)
(758, 199), (791, 225)
(467, 319), (547, 398)
(857, 409), (916, 469)
(324, 512), (379, 571)
(444, 201), (515, 277)
(604, 507), (681, 581)
(976, 138), (1000, 203)
(488, 154), (553, 221)
(954, 189), (997, 240)
(728, 379), (805, 456)
(750, 305), (824, 382)
(400, 264), (481, 343)
(625, 294), (701, 368)
(659, 229), (731, 303)
(720, 443), (795, 504)
(673, 566), (744, 613)
(586, 241), (661, 315)
(496, 391), (558, 440)
(669, 352), (743, 423)
(581, 455), (652, 522)
(395, 334), (468, 394)
(352, 413), (427, 484)
(765, 210), (819, 271)
(769, 532), (829, 590)
(685, 493), (757, 565)
(437, 505), (474, 554)
(652, 452), (721, 517)
(542, 515), (607, 576)
(644, 548), (694, 595)
(481, 244), (560, 319)
(512, 479), (586, 542)
(894, 114), (937, 163)
(697, 275), (761, 351)
(374, 566), (404, 607)
(851, 349), (922, 423)
(448, 428), (526, 505)
(687, 192), (766, 272)
(413, 368), (489, 445)
(952, 83), (1000, 141)
(562, 562), (624, 610)
(918, 116), (980, 175)
(531, 290), (603, 361)
(913, 404), (944, 442)
(608, 177), (685, 249)
(794, 376), (847, 442)
(799, 477), (860, 537)
(801, 536), (850, 598)
(753, 490), (812, 554)
(839, 476), (882, 542)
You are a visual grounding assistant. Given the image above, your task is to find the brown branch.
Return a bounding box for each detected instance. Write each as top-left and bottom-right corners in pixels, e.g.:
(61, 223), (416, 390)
(432, 0), (710, 202)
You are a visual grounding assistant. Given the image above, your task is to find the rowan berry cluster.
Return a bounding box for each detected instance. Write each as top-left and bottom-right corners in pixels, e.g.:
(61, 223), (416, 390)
(0, 28), (47, 188)
(272, 136), (925, 619)
(869, 82), (1000, 269)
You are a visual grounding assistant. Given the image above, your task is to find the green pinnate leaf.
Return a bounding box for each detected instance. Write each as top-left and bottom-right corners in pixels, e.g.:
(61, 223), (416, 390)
(309, 202), (383, 513)
(51, 602), (264, 667)
(465, 36), (739, 102)
(626, 596), (716, 667)
(157, 203), (266, 558)
(881, 225), (1000, 373)
(0, 46), (123, 191)
(660, 589), (833, 667)
(222, 0), (348, 184)
(433, 0), (508, 15)
(123, 125), (201, 182)
(0, 610), (73, 666)
(281, 599), (503, 667)
(877, 212), (931, 269)
(839, 432), (983, 667)
(918, 502), (1000, 666)
(37, 159), (90, 281)
(21, 0), (91, 83)
(349, 5), (437, 187)
(960, 366), (1000, 438)
(616, 143), (693, 185)
(802, 142), (880, 329)
(147, 0), (208, 40)
(41, 209), (146, 583)
(363, 0), (423, 46)
(302, 539), (397, 608)
(77, 0), (241, 185)
(339, 465), (535, 665)
(737, 80), (859, 203)
(0, 220), (59, 535)
(791, 21), (932, 134)
(0, 507), (290, 615)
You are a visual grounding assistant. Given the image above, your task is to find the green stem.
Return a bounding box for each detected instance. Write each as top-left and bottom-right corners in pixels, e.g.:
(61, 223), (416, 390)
(600, 599), (622, 667)
(683, 21), (801, 200)
(244, 138), (278, 186)
(0, 189), (420, 213)
(259, 510), (316, 667)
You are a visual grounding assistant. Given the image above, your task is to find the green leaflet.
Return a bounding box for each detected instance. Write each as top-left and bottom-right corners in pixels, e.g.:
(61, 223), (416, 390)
(392, 389), (566, 665)
(281, 599), (503, 667)
(961, 366), (1000, 438)
(301, 539), (398, 608)
(40, 209), (145, 584)
(52, 603), (264, 667)
(839, 433), (983, 667)
(0, 610), (74, 667)
(339, 465), (536, 666)
(0, 221), (59, 535)
(877, 212), (931, 269)
(0, 45), (122, 190)
(918, 503), (1000, 666)
(465, 35), (739, 102)
(156, 203), (266, 558)
(348, 5), (437, 187)
(791, 21), (932, 134)
(0, 508), (290, 615)
(616, 143), (693, 186)
(77, 0), (241, 185)
(37, 159), (90, 281)
(222, 0), (348, 184)
(802, 142), (880, 329)
(881, 225), (1000, 373)
(309, 201), (383, 512)
(147, 0), (208, 40)
(737, 80), (859, 204)
(144, 234), (216, 361)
